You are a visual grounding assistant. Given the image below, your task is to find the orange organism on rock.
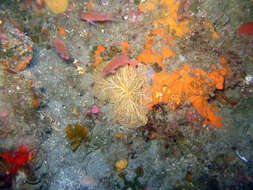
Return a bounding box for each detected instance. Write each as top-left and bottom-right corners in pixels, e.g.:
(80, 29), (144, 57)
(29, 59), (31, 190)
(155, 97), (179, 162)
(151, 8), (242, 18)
(139, 0), (190, 36)
(137, 28), (176, 70)
(95, 44), (105, 56)
(219, 57), (227, 64)
(150, 64), (231, 127)
(115, 159), (128, 171)
(93, 44), (105, 66)
(86, 1), (94, 11)
(120, 40), (130, 55)
(57, 24), (66, 38)
(16, 56), (32, 71)
(45, 0), (69, 14)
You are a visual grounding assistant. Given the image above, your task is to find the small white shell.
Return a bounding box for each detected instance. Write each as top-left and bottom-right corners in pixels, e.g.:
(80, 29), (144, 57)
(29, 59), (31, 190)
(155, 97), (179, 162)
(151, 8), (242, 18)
(245, 74), (253, 85)
(80, 175), (98, 188)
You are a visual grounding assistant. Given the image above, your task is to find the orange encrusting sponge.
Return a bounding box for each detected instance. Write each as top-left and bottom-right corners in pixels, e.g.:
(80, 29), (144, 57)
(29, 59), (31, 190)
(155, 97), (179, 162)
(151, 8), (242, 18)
(138, 0), (190, 37)
(137, 29), (175, 70)
(150, 64), (231, 128)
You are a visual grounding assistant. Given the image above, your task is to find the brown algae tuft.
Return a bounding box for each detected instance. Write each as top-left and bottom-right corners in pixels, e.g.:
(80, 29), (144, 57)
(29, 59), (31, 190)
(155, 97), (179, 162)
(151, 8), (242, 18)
(65, 123), (88, 151)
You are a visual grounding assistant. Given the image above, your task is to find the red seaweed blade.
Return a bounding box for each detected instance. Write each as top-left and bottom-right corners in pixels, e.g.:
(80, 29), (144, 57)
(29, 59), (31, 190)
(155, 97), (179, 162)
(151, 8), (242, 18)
(80, 11), (115, 22)
(1, 144), (32, 174)
(101, 54), (138, 76)
(52, 38), (70, 60)
(237, 22), (253, 37)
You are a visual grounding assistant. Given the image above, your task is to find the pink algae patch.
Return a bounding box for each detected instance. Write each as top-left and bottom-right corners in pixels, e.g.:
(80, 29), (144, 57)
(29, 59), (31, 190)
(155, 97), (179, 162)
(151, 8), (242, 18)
(101, 54), (138, 76)
(80, 11), (115, 22)
(52, 38), (70, 60)
(84, 105), (100, 115)
(0, 110), (10, 118)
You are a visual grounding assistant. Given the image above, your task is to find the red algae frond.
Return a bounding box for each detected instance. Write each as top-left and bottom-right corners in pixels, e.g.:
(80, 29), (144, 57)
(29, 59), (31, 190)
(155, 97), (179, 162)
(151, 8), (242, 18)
(1, 144), (33, 174)
(52, 38), (70, 60)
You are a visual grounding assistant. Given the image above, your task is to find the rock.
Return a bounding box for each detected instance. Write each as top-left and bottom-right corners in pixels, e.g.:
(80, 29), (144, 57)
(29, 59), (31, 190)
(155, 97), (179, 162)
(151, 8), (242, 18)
(80, 175), (98, 189)
(0, 21), (33, 72)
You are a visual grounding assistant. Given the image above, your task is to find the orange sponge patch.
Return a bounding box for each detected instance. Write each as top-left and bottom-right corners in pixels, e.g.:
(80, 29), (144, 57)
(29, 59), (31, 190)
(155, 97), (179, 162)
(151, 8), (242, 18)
(150, 65), (230, 127)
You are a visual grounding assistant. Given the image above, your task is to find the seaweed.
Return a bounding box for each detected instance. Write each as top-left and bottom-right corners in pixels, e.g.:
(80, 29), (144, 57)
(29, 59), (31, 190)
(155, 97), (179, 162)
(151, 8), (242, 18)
(118, 166), (145, 190)
(65, 123), (88, 151)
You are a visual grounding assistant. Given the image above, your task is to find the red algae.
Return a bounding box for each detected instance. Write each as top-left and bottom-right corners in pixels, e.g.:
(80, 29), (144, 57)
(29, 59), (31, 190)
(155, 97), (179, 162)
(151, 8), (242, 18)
(237, 22), (253, 37)
(2, 144), (33, 174)
(101, 54), (138, 76)
(80, 11), (115, 22)
(52, 38), (70, 60)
